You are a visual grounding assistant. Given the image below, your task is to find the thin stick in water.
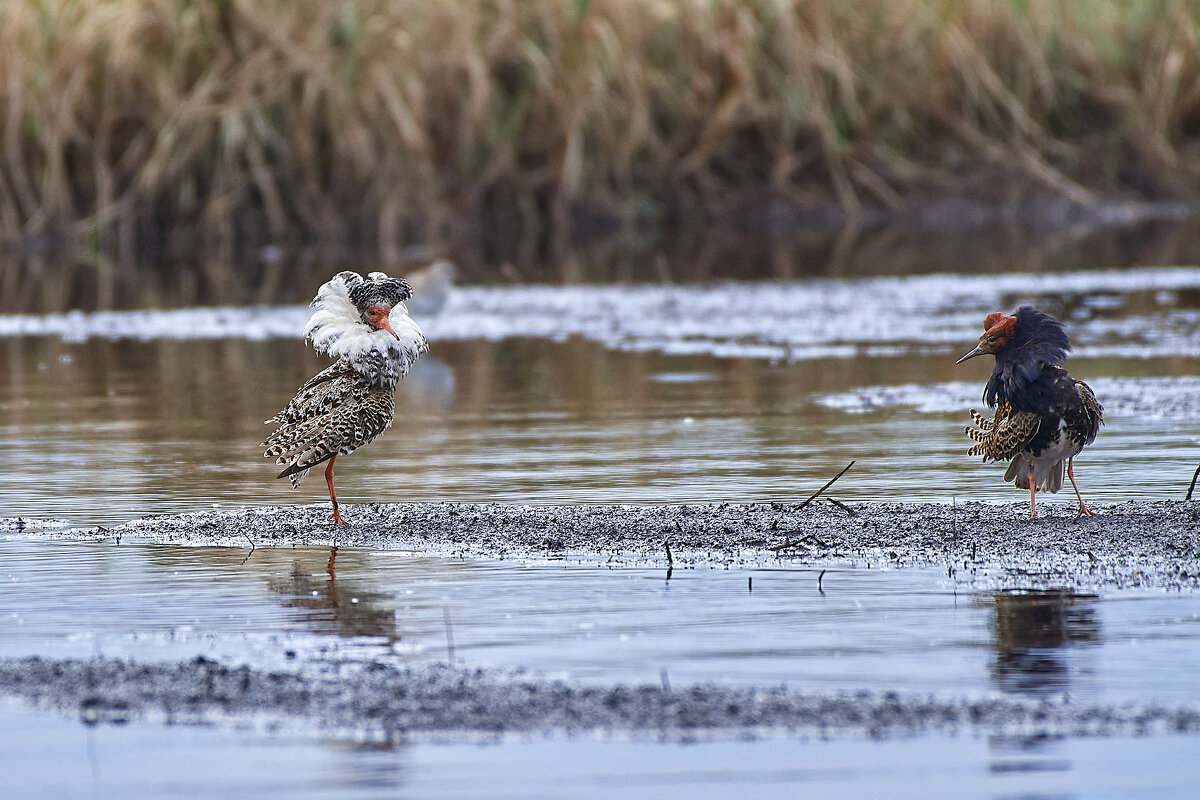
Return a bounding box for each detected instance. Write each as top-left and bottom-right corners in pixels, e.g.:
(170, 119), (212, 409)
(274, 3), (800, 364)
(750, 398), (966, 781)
(443, 607), (456, 666)
(1187, 462), (1200, 501)
(798, 461), (855, 509)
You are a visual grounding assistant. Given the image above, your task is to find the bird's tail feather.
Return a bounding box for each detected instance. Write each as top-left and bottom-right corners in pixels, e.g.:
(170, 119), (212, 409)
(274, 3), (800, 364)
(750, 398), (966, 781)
(1041, 460), (1064, 494)
(1005, 456), (1027, 487)
(288, 468), (310, 489)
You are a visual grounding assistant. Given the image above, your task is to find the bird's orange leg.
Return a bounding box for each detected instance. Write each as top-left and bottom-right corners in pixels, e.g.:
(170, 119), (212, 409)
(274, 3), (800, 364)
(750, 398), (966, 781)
(1067, 457), (1094, 518)
(325, 455), (347, 525)
(1028, 468), (1037, 520)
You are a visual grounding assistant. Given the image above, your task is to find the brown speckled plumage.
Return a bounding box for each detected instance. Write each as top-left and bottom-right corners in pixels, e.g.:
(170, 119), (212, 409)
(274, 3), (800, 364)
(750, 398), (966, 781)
(262, 359), (397, 486)
(964, 402), (1041, 461)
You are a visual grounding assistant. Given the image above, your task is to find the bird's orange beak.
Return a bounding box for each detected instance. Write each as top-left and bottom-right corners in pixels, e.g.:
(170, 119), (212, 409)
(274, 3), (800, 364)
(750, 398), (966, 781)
(365, 304), (401, 339)
(377, 315), (400, 340)
(955, 346), (985, 364)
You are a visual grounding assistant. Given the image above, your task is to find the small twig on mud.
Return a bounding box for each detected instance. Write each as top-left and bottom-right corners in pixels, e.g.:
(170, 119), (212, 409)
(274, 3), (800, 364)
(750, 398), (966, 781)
(825, 497), (856, 516)
(443, 607), (456, 666)
(951, 497), (958, 545)
(664, 540), (673, 566)
(1187, 462), (1200, 501)
(769, 533), (829, 552)
(798, 461), (855, 509)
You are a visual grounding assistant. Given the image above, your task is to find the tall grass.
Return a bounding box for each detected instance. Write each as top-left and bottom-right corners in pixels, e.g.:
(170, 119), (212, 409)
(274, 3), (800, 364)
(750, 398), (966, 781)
(1, 0), (1199, 262)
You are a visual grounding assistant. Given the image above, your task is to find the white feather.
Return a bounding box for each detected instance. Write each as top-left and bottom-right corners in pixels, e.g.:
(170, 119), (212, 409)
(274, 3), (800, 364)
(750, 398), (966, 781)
(302, 273), (428, 378)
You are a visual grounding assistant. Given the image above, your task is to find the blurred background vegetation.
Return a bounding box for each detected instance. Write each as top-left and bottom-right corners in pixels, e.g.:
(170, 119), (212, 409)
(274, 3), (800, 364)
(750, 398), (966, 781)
(2, 0), (1200, 305)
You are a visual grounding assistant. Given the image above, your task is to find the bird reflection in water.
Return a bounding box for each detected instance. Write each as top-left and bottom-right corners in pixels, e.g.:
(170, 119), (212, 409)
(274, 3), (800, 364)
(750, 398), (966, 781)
(266, 548), (398, 641)
(986, 589), (1100, 774)
(990, 588), (1100, 696)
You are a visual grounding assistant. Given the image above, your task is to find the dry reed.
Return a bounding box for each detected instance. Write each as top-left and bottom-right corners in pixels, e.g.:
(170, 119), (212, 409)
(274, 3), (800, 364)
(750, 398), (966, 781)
(1, 0), (1198, 261)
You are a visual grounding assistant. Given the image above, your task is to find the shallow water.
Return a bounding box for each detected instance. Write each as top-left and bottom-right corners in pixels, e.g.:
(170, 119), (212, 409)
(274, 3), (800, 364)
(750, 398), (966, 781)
(4, 709), (1199, 800)
(3, 538), (1200, 797)
(1, 268), (1198, 527)
(4, 539), (1200, 705)
(3, 262), (1200, 794)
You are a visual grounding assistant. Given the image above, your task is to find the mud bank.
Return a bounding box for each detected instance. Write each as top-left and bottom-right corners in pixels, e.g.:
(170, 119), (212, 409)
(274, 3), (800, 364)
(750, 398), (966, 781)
(27, 499), (1200, 591)
(3, 655), (1198, 742)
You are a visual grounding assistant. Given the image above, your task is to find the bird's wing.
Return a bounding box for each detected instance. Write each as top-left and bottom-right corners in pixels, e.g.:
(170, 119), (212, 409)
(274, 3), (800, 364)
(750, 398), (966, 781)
(263, 361), (358, 428)
(965, 402), (1041, 461)
(264, 380), (396, 475)
(1069, 378), (1103, 447)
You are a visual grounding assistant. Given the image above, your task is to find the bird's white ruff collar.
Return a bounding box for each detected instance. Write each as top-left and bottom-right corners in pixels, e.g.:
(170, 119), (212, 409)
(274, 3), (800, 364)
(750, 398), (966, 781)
(303, 272), (427, 378)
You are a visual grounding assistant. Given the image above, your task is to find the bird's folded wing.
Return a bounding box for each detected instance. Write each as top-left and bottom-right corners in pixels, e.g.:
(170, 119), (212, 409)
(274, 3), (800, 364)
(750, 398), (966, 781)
(1072, 378), (1104, 446)
(964, 403), (1041, 461)
(263, 362), (360, 429)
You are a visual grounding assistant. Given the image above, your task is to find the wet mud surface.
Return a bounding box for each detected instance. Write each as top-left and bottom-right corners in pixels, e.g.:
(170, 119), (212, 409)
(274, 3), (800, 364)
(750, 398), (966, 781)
(2, 654), (1198, 742)
(32, 499), (1200, 591)
(5, 500), (1199, 742)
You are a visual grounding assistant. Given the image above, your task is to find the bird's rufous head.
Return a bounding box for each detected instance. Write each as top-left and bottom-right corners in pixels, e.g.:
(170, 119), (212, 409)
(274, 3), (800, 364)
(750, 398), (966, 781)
(363, 304), (400, 339)
(955, 312), (1017, 364)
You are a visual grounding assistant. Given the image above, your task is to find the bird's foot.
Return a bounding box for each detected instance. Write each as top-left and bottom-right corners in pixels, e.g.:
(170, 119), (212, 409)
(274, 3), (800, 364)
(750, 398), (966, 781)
(331, 509), (348, 525)
(1075, 504), (1094, 519)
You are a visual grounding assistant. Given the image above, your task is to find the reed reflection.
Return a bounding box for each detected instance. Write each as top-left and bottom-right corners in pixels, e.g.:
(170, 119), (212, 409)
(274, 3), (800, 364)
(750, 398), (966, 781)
(7, 214), (1200, 313)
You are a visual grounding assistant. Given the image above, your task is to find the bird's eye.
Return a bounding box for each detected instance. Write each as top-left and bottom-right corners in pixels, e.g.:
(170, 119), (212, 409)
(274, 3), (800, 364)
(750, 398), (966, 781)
(986, 336), (995, 343)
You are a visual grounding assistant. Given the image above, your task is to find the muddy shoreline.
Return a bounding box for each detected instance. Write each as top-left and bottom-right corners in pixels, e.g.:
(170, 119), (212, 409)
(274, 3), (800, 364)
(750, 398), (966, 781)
(23, 499), (1200, 591)
(5, 500), (1199, 743)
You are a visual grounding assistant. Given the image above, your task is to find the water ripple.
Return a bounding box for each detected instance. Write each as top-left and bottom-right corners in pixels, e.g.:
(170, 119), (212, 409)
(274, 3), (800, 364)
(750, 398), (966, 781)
(812, 376), (1200, 419)
(1, 267), (1198, 360)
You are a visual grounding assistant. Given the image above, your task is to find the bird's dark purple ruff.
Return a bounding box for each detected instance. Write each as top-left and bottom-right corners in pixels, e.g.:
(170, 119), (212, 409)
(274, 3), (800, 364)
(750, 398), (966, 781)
(982, 306), (1071, 409)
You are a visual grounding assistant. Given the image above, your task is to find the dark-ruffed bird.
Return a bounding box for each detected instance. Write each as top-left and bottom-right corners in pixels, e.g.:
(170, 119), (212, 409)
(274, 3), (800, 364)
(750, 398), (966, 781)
(263, 271), (427, 524)
(956, 306), (1103, 519)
